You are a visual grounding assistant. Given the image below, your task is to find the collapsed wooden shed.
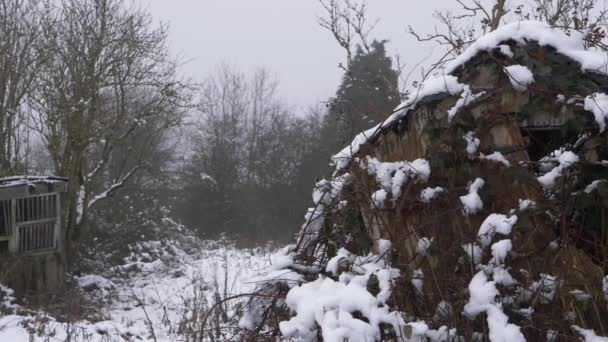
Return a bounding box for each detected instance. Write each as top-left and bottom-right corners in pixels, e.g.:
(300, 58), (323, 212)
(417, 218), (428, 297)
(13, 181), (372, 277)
(246, 22), (608, 341)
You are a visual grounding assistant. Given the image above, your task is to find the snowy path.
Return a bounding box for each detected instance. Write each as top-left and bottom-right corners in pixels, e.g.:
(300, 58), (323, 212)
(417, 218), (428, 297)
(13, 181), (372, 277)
(0, 241), (271, 341)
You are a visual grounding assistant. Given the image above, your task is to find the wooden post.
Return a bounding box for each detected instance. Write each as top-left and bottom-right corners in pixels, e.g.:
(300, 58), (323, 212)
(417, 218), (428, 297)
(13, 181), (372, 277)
(8, 198), (17, 253)
(54, 193), (61, 251)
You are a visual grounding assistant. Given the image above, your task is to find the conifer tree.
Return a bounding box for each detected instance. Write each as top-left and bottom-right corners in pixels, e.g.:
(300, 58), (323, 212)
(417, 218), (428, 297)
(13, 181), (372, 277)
(317, 40), (400, 174)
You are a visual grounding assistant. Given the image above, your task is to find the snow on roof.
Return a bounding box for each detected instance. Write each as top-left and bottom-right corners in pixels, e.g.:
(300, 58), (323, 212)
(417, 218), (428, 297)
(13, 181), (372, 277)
(332, 21), (608, 171)
(446, 21), (608, 75)
(332, 75), (464, 170)
(0, 176), (68, 189)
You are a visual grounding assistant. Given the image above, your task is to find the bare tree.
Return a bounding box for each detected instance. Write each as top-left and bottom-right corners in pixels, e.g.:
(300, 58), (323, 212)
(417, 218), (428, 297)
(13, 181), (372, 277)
(531, 0), (607, 49)
(0, 0), (43, 175)
(178, 64), (319, 241)
(409, 0), (509, 62)
(407, 0), (607, 79)
(317, 0), (379, 71)
(29, 0), (191, 260)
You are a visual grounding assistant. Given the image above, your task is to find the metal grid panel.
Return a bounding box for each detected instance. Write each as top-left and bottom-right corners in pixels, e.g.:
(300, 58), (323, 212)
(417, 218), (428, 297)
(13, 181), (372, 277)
(18, 221), (55, 252)
(16, 194), (57, 223)
(14, 194), (59, 253)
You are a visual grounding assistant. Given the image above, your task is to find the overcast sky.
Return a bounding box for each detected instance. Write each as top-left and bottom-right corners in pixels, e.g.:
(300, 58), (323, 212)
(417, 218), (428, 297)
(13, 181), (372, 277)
(140, 1), (463, 112)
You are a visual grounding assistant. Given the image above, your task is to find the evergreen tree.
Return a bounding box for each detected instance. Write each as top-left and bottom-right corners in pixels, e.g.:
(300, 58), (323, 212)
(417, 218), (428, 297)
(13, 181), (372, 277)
(315, 40), (401, 176)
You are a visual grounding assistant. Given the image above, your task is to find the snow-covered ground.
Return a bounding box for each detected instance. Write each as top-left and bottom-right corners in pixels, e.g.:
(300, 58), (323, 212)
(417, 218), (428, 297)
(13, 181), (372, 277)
(0, 240), (272, 341)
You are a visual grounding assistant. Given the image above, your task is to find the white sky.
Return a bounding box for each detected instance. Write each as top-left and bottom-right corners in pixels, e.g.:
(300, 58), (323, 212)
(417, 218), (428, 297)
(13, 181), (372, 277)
(139, 1), (463, 112)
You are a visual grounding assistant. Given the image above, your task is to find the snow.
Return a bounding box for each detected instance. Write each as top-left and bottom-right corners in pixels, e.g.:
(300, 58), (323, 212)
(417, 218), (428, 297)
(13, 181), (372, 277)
(332, 21), (608, 171)
(463, 271), (498, 318)
(518, 198), (535, 211)
(464, 272), (524, 341)
(279, 276), (386, 341)
(5, 19), (608, 342)
(528, 273), (559, 304)
(446, 21), (608, 75)
(333, 75), (465, 170)
(464, 217), (522, 337)
(75, 185), (86, 225)
(412, 269), (424, 295)
(270, 249), (295, 270)
(76, 274), (116, 298)
(480, 151), (511, 167)
(263, 22), (608, 340)
(464, 131), (480, 156)
(251, 250), (305, 288)
(416, 237), (433, 256)
(504, 65), (534, 92)
(572, 326), (608, 341)
(537, 150), (579, 189)
(278, 248), (403, 342)
(326, 248), (353, 276)
(371, 189), (388, 208)
(492, 267), (516, 287)
(396, 75), (465, 113)
(584, 93), (608, 132)
(485, 305), (525, 342)
(425, 326), (458, 342)
(585, 179), (606, 193)
(0, 285), (17, 311)
(498, 44), (514, 58)
(478, 214), (518, 249)
(447, 85), (485, 121)
(376, 239), (392, 257)
(0, 240), (272, 342)
(462, 243), (483, 264)
(367, 157), (430, 207)
(199, 172), (217, 184)
(0, 175), (67, 188)
(460, 178), (485, 215)
(490, 239), (512, 265)
(404, 321), (431, 340)
(298, 174), (349, 247)
(420, 186), (445, 202)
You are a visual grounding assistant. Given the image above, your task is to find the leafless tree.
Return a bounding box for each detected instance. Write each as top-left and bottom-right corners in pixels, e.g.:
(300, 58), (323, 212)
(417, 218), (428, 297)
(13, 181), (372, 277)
(409, 0), (509, 63)
(407, 0), (607, 79)
(0, 0), (43, 175)
(178, 64), (320, 241)
(29, 0), (192, 260)
(317, 0), (379, 71)
(530, 0), (607, 49)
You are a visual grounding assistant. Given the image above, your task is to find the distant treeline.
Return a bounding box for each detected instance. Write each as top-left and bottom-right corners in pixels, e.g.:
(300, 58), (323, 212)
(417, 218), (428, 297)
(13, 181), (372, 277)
(0, 0), (401, 253)
(174, 41), (400, 243)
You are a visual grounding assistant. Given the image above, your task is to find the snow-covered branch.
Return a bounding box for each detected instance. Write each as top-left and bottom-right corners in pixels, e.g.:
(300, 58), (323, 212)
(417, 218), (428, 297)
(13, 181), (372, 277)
(87, 165), (143, 210)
